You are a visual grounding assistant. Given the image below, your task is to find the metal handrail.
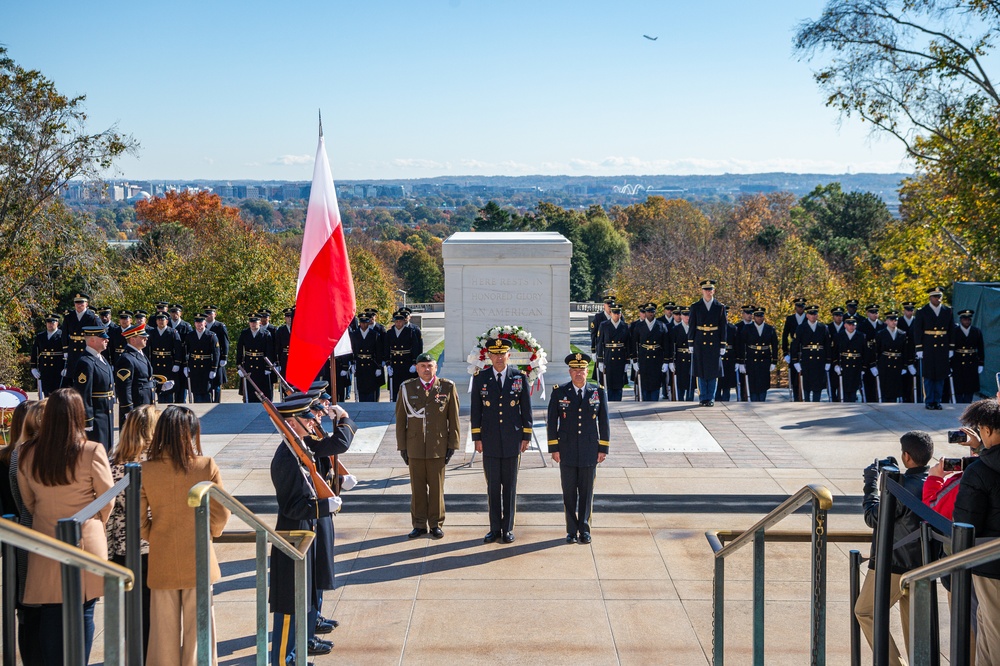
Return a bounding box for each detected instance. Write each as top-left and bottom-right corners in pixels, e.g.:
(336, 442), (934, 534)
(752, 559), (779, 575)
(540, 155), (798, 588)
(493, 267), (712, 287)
(0, 517), (134, 665)
(706, 484), (834, 666)
(187, 482), (314, 666)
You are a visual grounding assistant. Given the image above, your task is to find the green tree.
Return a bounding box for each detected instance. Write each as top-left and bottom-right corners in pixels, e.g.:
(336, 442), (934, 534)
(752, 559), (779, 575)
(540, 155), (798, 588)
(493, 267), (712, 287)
(580, 213), (629, 299)
(240, 199), (276, 229)
(397, 249), (443, 302)
(475, 201), (531, 232)
(535, 202), (593, 300)
(797, 183), (893, 275)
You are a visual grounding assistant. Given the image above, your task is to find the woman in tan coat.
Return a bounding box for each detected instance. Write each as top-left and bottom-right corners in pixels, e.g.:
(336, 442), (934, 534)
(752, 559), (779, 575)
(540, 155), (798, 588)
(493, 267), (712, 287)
(141, 405), (229, 666)
(17, 389), (114, 665)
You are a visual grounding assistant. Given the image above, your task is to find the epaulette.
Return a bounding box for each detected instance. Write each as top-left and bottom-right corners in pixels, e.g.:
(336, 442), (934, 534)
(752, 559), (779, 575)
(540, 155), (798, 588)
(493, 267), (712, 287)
(552, 384), (559, 391)
(473, 367), (480, 376)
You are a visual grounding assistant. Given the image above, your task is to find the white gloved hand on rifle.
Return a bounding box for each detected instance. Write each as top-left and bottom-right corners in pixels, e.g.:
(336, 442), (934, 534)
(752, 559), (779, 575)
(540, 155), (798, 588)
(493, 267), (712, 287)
(794, 363), (802, 373)
(661, 363), (668, 373)
(386, 366), (393, 377)
(769, 364), (776, 372)
(834, 366), (842, 376)
(237, 368), (246, 378)
(31, 369), (41, 379)
(668, 363), (676, 372)
(598, 362), (605, 373)
(183, 367), (190, 377)
(870, 367), (879, 377)
(375, 368), (382, 377)
(339, 370), (348, 377)
(161, 380), (175, 392)
(341, 474), (358, 491)
(209, 371), (216, 379)
(219, 359), (227, 367)
(330, 404), (348, 421)
(409, 365), (416, 373)
(327, 496), (343, 513)
(171, 365), (180, 373)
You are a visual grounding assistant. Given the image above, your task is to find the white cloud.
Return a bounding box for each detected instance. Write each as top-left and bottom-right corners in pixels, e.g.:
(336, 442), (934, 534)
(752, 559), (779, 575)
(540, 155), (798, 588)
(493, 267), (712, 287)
(389, 158), (450, 169)
(271, 154), (313, 166)
(202, 157), (215, 165)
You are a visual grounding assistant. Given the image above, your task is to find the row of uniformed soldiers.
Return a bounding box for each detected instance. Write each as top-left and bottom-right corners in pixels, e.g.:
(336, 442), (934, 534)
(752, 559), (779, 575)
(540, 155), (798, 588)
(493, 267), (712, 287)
(346, 308), (423, 402)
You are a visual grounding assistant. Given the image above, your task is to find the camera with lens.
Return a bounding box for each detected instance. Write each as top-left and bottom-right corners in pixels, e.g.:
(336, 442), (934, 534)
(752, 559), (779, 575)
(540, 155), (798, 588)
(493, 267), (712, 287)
(872, 456), (898, 471)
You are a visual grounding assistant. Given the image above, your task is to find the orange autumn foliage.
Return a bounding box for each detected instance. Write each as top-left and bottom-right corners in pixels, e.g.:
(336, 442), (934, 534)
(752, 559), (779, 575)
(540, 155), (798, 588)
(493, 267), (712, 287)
(134, 191), (248, 238)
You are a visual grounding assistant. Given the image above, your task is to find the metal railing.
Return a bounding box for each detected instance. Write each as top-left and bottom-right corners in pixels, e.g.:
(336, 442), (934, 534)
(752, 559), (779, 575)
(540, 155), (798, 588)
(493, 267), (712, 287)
(0, 516), (134, 665)
(187, 482), (315, 666)
(705, 484), (834, 666)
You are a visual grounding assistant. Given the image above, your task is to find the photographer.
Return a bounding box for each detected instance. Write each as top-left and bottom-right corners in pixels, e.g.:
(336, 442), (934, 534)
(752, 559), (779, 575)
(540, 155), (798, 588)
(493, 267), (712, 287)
(953, 399), (1000, 665)
(855, 431), (933, 666)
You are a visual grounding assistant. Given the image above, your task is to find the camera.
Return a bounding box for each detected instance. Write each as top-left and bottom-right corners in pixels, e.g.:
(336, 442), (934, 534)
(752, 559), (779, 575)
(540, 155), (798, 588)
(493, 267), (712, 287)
(872, 456), (898, 471)
(948, 430), (968, 444)
(942, 457), (975, 472)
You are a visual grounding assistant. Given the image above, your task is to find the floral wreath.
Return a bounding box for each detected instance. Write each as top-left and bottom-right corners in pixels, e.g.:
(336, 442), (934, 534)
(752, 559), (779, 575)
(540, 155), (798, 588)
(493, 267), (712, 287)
(466, 325), (548, 395)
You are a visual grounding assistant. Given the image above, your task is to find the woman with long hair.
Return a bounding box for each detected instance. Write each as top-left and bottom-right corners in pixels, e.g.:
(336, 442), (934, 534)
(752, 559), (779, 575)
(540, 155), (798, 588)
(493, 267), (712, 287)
(107, 404), (159, 657)
(0, 400), (31, 515)
(17, 389), (113, 665)
(141, 405), (229, 666)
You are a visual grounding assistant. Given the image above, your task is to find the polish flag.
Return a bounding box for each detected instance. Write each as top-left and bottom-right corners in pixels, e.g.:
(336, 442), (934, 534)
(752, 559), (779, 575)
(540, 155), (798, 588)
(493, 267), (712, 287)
(285, 118), (355, 391)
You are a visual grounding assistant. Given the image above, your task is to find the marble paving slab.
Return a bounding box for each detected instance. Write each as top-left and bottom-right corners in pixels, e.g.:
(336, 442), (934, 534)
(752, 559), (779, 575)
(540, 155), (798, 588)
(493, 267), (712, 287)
(349, 423), (390, 454)
(625, 420), (723, 453)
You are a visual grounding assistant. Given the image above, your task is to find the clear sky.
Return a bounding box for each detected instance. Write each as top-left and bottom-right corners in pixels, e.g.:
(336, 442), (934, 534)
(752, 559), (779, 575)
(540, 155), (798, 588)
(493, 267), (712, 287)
(5, 0), (912, 181)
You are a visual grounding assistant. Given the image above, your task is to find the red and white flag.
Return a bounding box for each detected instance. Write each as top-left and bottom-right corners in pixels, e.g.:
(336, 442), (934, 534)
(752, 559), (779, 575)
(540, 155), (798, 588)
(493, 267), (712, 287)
(285, 117), (355, 391)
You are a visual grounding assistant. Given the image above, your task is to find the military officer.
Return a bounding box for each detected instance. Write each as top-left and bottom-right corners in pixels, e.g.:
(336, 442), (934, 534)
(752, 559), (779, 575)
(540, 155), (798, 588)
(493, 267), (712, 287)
(669, 308), (694, 401)
(857, 304), (883, 403)
(259, 309), (278, 337)
(827, 307), (847, 402)
(547, 353), (609, 544)
(366, 308), (386, 336)
(237, 314), (276, 402)
(274, 307), (293, 374)
(349, 312), (385, 402)
(134, 309), (153, 339)
(736, 306), (778, 402)
(108, 310), (132, 364)
(659, 302), (679, 399)
(782, 297), (807, 401)
(596, 304), (630, 401)
(184, 315), (220, 403)
(716, 320), (739, 402)
(386, 310), (423, 401)
(630, 303), (669, 402)
(30, 314), (64, 398)
(396, 353), (460, 539)
(72, 326), (115, 452)
(471, 338), (532, 543)
(203, 306), (229, 403)
(897, 302), (920, 403)
(833, 317), (871, 402)
(147, 312), (184, 403)
(687, 279), (728, 406)
(114, 323), (157, 426)
(845, 298), (861, 321)
(657, 302), (678, 330)
(951, 309), (985, 403)
(791, 305), (831, 402)
(874, 311), (909, 403)
(334, 354), (353, 403)
(914, 286), (953, 409)
(590, 295), (614, 381)
(61, 293), (100, 387)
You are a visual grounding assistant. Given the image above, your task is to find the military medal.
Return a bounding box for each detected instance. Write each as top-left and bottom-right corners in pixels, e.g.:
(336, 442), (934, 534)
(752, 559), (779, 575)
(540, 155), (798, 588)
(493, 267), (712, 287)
(485, 400), (491, 407)
(510, 399), (516, 407)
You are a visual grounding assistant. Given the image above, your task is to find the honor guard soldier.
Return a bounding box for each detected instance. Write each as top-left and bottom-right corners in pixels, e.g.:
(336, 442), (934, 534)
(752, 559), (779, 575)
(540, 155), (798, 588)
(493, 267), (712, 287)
(659, 302), (678, 399)
(658, 301), (678, 330)
(386, 310), (423, 401)
(845, 298), (861, 321)
(114, 323), (157, 426)
(688, 279), (728, 406)
(167, 306), (192, 402)
(897, 302), (920, 403)
(857, 304), (884, 403)
(596, 304), (629, 401)
(791, 305), (831, 402)
(716, 320), (739, 402)
(184, 315), (220, 403)
(96, 307), (113, 362)
(471, 338), (533, 543)
(782, 297), (807, 401)
(274, 307), (293, 375)
(108, 310), (133, 364)
(590, 295), (614, 380)
(833, 317), (871, 402)
(951, 309), (985, 403)
(914, 286), (953, 409)
(827, 307), (847, 401)
(61, 293), (101, 387)
(259, 309), (278, 336)
(630, 303), (669, 402)
(669, 308), (694, 401)
(72, 326), (115, 452)
(30, 314), (64, 398)
(203, 306), (229, 403)
(134, 310), (153, 338)
(736, 305), (754, 335)
(349, 312), (385, 402)
(736, 307), (778, 402)
(237, 314), (276, 402)
(147, 313), (184, 403)
(365, 308), (386, 335)
(547, 353), (610, 544)
(874, 311), (909, 403)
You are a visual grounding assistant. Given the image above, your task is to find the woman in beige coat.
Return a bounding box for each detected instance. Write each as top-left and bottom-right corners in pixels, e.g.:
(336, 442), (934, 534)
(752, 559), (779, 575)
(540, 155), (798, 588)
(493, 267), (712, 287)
(141, 405), (230, 666)
(17, 389), (114, 665)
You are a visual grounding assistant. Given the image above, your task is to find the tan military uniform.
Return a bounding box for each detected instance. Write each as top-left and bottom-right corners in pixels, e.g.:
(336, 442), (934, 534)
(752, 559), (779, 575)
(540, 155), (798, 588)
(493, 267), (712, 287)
(395, 376), (461, 529)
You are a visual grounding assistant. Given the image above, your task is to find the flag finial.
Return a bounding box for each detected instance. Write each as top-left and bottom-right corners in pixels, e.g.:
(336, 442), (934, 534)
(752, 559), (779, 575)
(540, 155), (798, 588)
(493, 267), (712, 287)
(318, 109), (324, 138)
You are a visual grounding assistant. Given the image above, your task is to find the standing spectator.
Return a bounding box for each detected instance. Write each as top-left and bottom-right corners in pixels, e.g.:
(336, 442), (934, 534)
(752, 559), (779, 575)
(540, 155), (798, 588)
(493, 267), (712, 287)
(0, 400), (30, 515)
(141, 405), (229, 666)
(17, 389), (114, 665)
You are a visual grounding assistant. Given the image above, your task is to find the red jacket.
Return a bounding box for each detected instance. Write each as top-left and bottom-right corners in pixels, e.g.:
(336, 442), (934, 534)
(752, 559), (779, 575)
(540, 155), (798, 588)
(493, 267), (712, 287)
(923, 472), (963, 520)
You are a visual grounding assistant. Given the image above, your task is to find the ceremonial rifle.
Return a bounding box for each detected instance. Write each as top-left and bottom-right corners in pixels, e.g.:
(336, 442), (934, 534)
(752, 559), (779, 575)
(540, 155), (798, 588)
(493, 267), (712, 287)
(949, 373), (957, 404)
(875, 373), (882, 402)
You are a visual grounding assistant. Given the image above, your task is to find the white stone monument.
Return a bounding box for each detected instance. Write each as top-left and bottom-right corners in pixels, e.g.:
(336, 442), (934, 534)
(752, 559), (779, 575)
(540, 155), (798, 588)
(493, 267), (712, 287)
(441, 232), (572, 388)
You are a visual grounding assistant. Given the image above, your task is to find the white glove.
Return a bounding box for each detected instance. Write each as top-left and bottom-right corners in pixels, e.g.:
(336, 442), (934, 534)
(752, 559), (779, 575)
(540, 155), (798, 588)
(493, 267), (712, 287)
(61, 369), (67, 377)
(901, 368), (908, 376)
(870, 367), (878, 377)
(793, 363), (802, 373)
(668, 363), (676, 372)
(350, 363), (356, 373)
(720, 347), (727, 356)
(769, 364), (777, 372)
(171, 365), (180, 373)
(183, 367), (190, 377)
(688, 346), (694, 354)
(631, 361), (638, 372)
(735, 364), (744, 373)
(375, 369), (382, 377)
(209, 371), (216, 379)
(161, 380), (175, 391)
(219, 359), (227, 367)
(409, 365), (416, 373)
(264, 370), (271, 376)
(949, 350), (954, 358)
(916, 351), (923, 360)
(331, 404), (348, 420)
(274, 366), (281, 374)
(834, 366), (842, 375)
(237, 368), (246, 378)
(63, 353), (68, 360)
(85, 426), (93, 432)
(979, 366), (984, 374)
(340, 370), (348, 376)
(783, 355), (791, 364)
(908, 365), (917, 375)
(824, 364), (831, 371)
(327, 496), (343, 513)
(598, 362), (605, 373)
(661, 363), (668, 373)
(31, 369), (41, 379)
(341, 474), (358, 491)
(387, 366), (393, 377)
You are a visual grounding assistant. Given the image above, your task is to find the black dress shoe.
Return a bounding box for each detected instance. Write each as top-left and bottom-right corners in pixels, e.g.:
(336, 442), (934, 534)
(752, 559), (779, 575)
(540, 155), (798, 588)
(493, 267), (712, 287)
(502, 531), (515, 543)
(430, 527), (444, 539)
(706, 401), (715, 407)
(934, 403), (944, 410)
(317, 615), (339, 630)
(307, 638), (333, 655)
(699, 400), (708, 406)
(579, 532), (592, 544)
(566, 533), (578, 544)
(483, 531), (500, 543)
(408, 528), (428, 539)
(315, 618), (336, 634)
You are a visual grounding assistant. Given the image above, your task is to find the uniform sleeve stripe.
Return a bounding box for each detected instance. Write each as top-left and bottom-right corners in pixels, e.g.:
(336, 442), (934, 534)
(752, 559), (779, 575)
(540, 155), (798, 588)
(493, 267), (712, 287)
(548, 439), (558, 445)
(599, 440), (610, 446)
(470, 428), (481, 434)
(523, 428), (533, 433)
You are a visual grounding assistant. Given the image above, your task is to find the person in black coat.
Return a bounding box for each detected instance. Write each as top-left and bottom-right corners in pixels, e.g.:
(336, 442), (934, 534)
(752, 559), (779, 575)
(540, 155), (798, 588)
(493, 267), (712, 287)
(113, 324), (157, 426)
(269, 397), (354, 665)
(107, 310), (133, 364)
(274, 308), (293, 375)
(687, 280), (728, 406)
(897, 302), (920, 403)
(657, 303), (678, 399)
(547, 353), (609, 544)
(790, 305), (831, 402)
(349, 313), (385, 402)
(669, 309), (694, 401)
(856, 305), (884, 403)
(826, 307), (847, 402)
(914, 286), (953, 409)
(147, 313), (184, 403)
(873, 312), (909, 403)
(204, 306), (229, 403)
(30, 314), (64, 398)
(71, 326), (115, 452)
(385, 311), (422, 401)
(596, 306), (630, 401)
(781, 297), (807, 401)
(237, 315), (276, 402)
(183, 316), (220, 403)
(833, 318), (871, 403)
(630, 303), (669, 402)
(736, 307), (778, 402)
(471, 338), (533, 543)
(61, 293), (101, 387)
(951, 309), (985, 403)
(589, 296), (614, 383)
(716, 322), (739, 402)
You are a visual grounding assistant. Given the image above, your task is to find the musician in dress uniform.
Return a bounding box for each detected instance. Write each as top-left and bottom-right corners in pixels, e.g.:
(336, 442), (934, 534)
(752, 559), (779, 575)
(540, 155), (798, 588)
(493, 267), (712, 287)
(827, 307), (846, 402)
(596, 305), (630, 401)
(184, 315), (220, 403)
(547, 353), (609, 545)
(61, 293), (100, 387)
(147, 313), (184, 403)
(237, 314), (276, 402)
(471, 338), (532, 543)
(736, 307), (778, 402)
(396, 354), (460, 539)
(630, 303), (669, 402)
(833, 317), (871, 403)
(716, 321), (739, 402)
(791, 305), (831, 402)
(113, 323), (157, 426)
(897, 302), (920, 403)
(782, 297), (807, 401)
(31, 314), (64, 398)
(108, 310), (132, 364)
(349, 312), (385, 402)
(873, 311), (909, 403)
(951, 309), (985, 403)
(687, 279), (728, 407)
(386, 311), (423, 401)
(669, 308), (694, 401)
(204, 306), (229, 403)
(72, 326), (115, 452)
(857, 305), (884, 403)
(914, 286), (953, 409)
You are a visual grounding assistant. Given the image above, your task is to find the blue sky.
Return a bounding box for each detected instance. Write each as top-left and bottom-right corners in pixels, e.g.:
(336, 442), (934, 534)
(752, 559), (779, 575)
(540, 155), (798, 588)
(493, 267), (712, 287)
(5, 0), (912, 180)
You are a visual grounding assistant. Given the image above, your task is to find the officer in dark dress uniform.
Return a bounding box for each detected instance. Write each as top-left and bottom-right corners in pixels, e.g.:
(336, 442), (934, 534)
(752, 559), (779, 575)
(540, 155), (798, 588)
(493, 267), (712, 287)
(914, 286), (953, 409)
(471, 338), (533, 543)
(657, 302), (678, 399)
(547, 353), (609, 544)
(204, 306), (229, 403)
(274, 308), (293, 375)
(845, 298), (860, 322)
(184, 315), (220, 403)
(833, 317), (871, 402)
(61, 293), (101, 387)
(897, 302), (920, 402)
(670, 309), (694, 401)
(716, 321), (739, 402)
(630, 303), (669, 402)
(596, 305), (629, 401)
(791, 305), (831, 402)
(72, 326), (115, 452)
(30, 314), (64, 398)
(237, 314), (276, 402)
(349, 312), (385, 402)
(951, 309), (985, 403)
(590, 296), (614, 381)
(687, 279), (728, 406)
(108, 310), (132, 364)
(856, 305), (884, 403)
(874, 311), (908, 403)
(386, 311), (423, 401)
(827, 307), (846, 402)
(113, 323), (157, 426)
(781, 297), (807, 401)
(147, 313), (184, 403)
(736, 306), (778, 402)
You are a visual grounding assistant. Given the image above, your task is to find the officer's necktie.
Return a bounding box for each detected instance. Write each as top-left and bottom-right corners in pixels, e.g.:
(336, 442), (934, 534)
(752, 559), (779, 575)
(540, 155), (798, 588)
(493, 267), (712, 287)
(496, 372), (503, 390)
(578, 388), (583, 401)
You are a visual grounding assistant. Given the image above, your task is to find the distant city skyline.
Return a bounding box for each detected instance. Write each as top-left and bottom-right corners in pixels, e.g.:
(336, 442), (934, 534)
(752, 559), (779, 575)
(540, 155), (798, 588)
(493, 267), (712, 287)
(7, 1), (912, 180)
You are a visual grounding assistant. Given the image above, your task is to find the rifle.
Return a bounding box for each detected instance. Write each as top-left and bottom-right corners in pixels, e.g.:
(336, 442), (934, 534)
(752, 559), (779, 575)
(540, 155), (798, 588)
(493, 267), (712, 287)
(949, 374), (957, 404)
(826, 369), (833, 402)
(839, 374), (845, 403)
(265, 357), (295, 397)
(734, 365), (741, 402)
(36, 378), (44, 400)
(875, 373), (883, 402)
(741, 369), (750, 402)
(672, 369), (679, 402)
(798, 372), (805, 403)
(788, 364), (795, 401)
(186, 371), (193, 404)
(240, 365), (336, 500)
(634, 364), (641, 402)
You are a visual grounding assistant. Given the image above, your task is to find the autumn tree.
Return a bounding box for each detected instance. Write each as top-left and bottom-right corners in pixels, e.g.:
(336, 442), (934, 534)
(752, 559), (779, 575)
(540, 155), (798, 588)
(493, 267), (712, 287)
(397, 249), (443, 302)
(535, 202), (593, 300)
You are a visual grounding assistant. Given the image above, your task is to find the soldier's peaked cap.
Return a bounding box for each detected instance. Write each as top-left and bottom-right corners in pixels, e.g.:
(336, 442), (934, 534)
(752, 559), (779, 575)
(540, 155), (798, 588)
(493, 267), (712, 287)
(700, 279), (716, 289)
(805, 304), (819, 314)
(753, 307), (766, 316)
(73, 293), (90, 303)
(609, 305), (622, 314)
(44, 313), (60, 322)
(641, 303), (657, 312)
(885, 311), (899, 319)
(902, 302), (916, 309)
(392, 311), (406, 320)
(203, 305), (218, 312)
(118, 310), (133, 318)
(845, 316), (858, 324)
(358, 313), (371, 322)
(959, 309), (975, 317)
(309, 380), (329, 393)
(866, 304), (879, 312)
(792, 297), (806, 305)
(565, 352), (591, 368)
(153, 312), (168, 320)
(97, 307), (112, 315)
(134, 309), (149, 317)
(485, 338), (512, 354)
(927, 286), (945, 296)
(193, 314), (206, 322)
(123, 323), (148, 338)
(83, 326), (109, 339)
(679, 307), (691, 315)
(845, 299), (859, 306)
(276, 396), (315, 418)
(831, 307), (845, 315)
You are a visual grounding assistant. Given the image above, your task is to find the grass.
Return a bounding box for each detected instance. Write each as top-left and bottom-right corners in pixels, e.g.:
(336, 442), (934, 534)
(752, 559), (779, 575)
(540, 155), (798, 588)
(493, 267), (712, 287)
(427, 339), (445, 362)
